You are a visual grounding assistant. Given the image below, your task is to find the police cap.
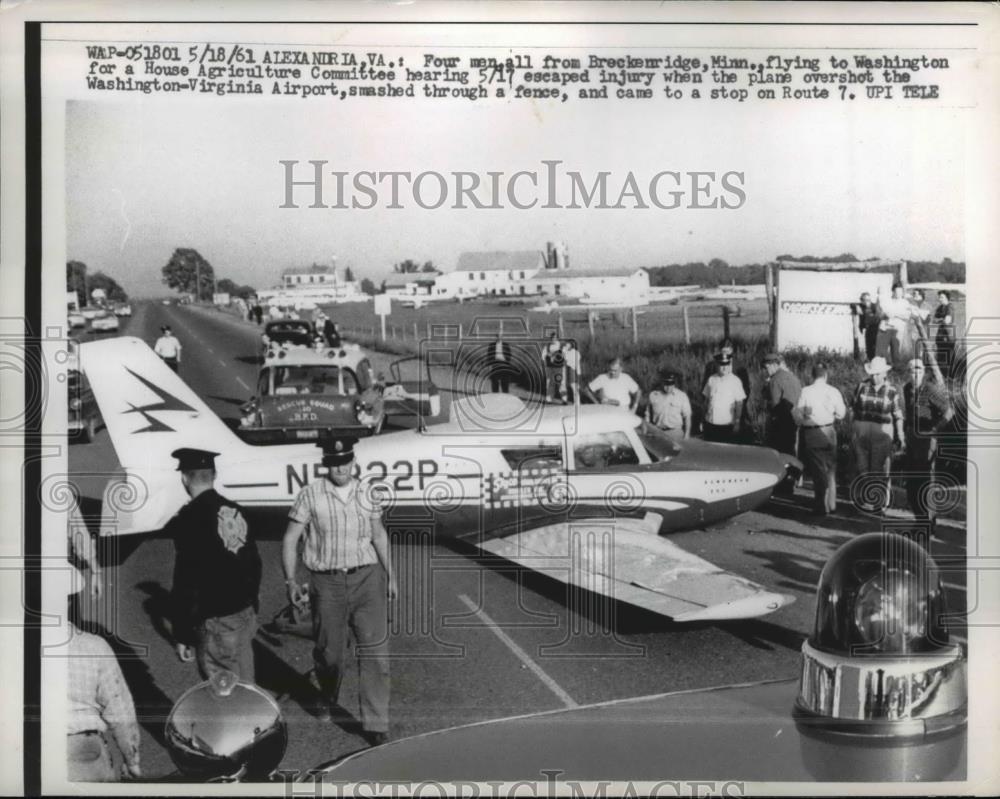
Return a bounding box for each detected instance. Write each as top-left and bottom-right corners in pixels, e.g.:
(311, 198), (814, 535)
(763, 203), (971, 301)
(321, 437), (357, 467)
(171, 447), (219, 471)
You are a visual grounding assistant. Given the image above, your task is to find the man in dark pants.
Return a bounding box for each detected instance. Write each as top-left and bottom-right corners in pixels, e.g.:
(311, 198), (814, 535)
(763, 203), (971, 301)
(323, 317), (342, 348)
(902, 358), (954, 532)
(762, 353), (802, 496)
(934, 290), (956, 367)
(701, 353), (745, 443)
(486, 331), (513, 393)
(850, 357), (906, 514)
(168, 448), (262, 683)
(857, 292), (880, 360)
(794, 362), (846, 515)
(283, 438), (397, 746)
(154, 326), (182, 373)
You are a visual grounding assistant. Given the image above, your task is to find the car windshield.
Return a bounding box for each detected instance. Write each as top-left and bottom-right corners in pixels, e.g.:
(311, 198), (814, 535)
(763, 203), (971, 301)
(634, 421), (681, 462)
(271, 366), (359, 396)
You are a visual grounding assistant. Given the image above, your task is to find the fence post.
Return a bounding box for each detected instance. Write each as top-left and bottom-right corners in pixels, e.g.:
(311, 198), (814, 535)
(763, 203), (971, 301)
(588, 310), (595, 341)
(631, 306), (638, 344)
(414, 322), (419, 340)
(721, 306), (731, 340)
(682, 305), (691, 345)
(764, 263), (776, 346)
(558, 313), (564, 338)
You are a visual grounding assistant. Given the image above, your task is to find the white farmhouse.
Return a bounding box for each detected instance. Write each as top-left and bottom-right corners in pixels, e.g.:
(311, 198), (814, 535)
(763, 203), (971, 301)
(433, 250), (547, 299)
(258, 264), (364, 309)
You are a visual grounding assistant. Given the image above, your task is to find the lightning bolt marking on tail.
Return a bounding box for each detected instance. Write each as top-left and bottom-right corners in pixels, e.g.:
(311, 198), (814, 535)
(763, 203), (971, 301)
(122, 368), (197, 433)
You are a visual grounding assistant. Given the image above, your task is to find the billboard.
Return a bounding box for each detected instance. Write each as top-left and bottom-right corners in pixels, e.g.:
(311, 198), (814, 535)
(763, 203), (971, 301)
(776, 266), (897, 353)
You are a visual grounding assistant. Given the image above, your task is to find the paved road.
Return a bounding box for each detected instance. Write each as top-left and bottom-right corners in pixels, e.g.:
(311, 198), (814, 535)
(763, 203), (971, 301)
(67, 301), (968, 780)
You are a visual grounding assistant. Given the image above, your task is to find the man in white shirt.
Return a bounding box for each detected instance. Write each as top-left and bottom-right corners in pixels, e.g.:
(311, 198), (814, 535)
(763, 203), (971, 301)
(153, 325), (182, 373)
(701, 354), (746, 443)
(584, 358), (640, 412)
(878, 283), (920, 366)
(793, 362), (847, 515)
(560, 340), (580, 405)
(645, 372), (691, 442)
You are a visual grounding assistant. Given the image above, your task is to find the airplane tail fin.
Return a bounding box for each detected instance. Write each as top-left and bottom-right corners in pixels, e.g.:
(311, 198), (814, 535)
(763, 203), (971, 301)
(79, 336), (251, 535)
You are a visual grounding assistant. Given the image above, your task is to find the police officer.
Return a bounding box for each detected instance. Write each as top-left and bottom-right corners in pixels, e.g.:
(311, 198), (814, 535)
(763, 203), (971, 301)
(645, 372), (691, 442)
(154, 326), (182, 373)
(167, 448), (262, 683)
(282, 438), (396, 746)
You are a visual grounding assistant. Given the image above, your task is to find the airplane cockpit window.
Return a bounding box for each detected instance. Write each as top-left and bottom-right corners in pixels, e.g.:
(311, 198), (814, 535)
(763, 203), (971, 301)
(501, 446), (564, 471)
(634, 421), (681, 463)
(573, 431), (640, 470)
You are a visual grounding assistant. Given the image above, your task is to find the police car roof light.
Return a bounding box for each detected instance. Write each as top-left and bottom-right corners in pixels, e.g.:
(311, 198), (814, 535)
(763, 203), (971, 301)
(795, 532), (966, 739)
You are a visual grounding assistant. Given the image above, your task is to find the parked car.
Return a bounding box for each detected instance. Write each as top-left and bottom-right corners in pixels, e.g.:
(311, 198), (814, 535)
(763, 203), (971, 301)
(67, 312), (86, 328)
(67, 360), (101, 443)
(80, 307), (102, 320)
(260, 319), (318, 357)
(90, 311), (120, 333)
(114, 303), (133, 317)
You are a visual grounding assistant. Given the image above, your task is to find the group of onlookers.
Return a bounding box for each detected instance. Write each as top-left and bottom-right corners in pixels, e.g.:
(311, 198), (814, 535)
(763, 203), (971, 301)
(581, 341), (955, 529)
(857, 284), (955, 365)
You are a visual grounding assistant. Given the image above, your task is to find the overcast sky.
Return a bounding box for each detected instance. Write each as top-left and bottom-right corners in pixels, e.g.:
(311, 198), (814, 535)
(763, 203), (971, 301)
(66, 86), (964, 297)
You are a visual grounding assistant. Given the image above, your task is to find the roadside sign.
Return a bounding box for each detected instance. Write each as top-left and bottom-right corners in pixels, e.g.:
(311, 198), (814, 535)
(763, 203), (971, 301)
(374, 294), (391, 339)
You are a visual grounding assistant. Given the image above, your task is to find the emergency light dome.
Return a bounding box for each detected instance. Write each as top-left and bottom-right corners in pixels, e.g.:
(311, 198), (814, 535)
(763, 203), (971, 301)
(164, 670), (287, 781)
(796, 531), (965, 736)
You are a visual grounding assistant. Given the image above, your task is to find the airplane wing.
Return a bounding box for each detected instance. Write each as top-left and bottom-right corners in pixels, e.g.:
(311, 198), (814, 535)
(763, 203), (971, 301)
(472, 513), (793, 622)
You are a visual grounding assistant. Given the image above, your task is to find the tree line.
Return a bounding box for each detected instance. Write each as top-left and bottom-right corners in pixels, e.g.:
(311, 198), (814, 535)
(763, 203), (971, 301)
(66, 260), (128, 305)
(645, 255), (965, 288)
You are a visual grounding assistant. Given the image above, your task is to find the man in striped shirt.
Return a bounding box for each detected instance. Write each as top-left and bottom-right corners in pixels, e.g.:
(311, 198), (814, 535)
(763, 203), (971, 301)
(282, 437), (397, 746)
(67, 623), (141, 781)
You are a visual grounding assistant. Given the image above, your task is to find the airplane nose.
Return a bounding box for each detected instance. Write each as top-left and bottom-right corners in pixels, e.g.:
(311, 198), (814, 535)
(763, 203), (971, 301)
(664, 440), (798, 486)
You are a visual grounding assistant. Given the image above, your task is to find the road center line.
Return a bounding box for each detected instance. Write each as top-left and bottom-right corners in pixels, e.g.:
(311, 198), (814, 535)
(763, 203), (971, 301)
(458, 593), (577, 709)
(235, 376), (250, 391)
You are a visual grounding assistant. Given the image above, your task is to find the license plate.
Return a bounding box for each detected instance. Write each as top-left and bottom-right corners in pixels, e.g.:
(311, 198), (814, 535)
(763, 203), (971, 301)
(295, 430), (319, 440)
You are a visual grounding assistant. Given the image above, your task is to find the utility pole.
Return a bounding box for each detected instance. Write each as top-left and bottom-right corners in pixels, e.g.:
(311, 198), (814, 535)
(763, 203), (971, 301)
(195, 258), (201, 302)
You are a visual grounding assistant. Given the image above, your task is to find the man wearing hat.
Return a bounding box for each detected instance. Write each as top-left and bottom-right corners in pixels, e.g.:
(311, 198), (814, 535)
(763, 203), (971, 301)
(762, 353), (802, 495)
(154, 325), (182, 373)
(645, 371), (691, 443)
(167, 448), (262, 683)
(902, 358), (954, 531)
(702, 352), (746, 443)
(850, 357), (906, 514)
(282, 438), (397, 746)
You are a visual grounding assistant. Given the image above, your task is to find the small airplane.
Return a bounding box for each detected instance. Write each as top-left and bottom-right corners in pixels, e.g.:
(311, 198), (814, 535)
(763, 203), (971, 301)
(80, 336), (800, 622)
